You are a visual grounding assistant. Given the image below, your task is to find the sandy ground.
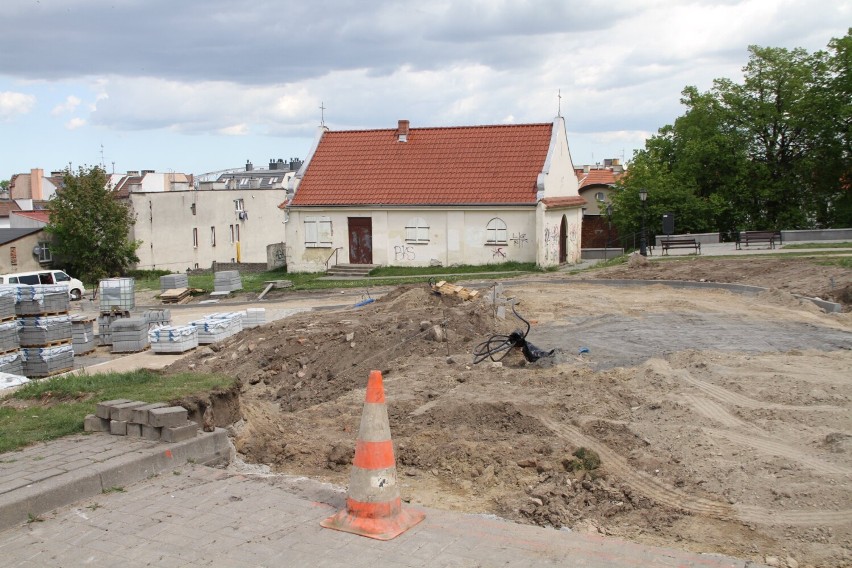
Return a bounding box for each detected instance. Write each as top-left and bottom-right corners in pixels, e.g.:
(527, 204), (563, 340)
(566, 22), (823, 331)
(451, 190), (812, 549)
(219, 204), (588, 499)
(158, 256), (852, 568)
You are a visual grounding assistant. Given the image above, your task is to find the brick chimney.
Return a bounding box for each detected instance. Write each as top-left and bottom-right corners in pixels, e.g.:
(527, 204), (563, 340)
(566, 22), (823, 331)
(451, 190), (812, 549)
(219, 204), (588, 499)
(397, 120), (409, 142)
(30, 168), (44, 200)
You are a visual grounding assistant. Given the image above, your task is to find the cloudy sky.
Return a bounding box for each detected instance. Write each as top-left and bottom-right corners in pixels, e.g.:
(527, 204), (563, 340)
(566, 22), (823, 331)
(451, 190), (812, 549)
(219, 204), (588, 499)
(0, 0), (848, 180)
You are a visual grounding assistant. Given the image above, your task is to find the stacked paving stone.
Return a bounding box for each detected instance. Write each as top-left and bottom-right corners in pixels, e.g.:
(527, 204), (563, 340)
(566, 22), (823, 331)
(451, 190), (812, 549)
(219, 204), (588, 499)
(13, 284), (73, 378)
(0, 286), (17, 319)
(0, 351), (24, 375)
(213, 270), (242, 293)
(96, 277), (135, 346)
(109, 318), (149, 353)
(18, 314), (73, 347)
(189, 312), (243, 344)
(15, 284), (70, 316)
(149, 325), (198, 354)
(0, 320), (19, 353)
(159, 273), (189, 292)
(20, 344), (74, 378)
(85, 399), (199, 443)
(142, 308), (172, 330)
(70, 315), (96, 355)
(241, 308), (266, 329)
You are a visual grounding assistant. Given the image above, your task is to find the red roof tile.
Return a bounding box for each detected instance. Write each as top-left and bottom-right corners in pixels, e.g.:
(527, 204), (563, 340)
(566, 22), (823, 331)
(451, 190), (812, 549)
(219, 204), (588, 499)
(541, 196), (587, 208)
(576, 168), (620, 189)
(12, 210), (50, 223)
(291, 123), (554, 206)
(0, 201), (22, 217)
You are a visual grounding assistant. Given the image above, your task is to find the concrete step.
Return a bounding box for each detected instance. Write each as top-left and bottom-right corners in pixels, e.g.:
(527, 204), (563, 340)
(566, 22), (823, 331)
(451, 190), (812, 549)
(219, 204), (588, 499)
(326, 264), (378, 278)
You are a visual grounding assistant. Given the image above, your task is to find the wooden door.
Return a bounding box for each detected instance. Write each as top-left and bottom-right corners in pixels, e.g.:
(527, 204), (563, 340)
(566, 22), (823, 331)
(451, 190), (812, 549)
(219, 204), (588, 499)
(559, 216), (568, 264)
(348, 217), (373, 264)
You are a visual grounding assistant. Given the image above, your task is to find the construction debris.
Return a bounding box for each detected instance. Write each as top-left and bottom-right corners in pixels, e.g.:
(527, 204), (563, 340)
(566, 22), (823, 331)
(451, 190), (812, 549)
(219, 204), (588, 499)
(431, 280), (479, 301)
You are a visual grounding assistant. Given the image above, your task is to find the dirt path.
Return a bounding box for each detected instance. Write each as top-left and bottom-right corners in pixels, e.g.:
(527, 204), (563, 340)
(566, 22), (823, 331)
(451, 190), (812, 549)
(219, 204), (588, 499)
(165, 257), (851, 568)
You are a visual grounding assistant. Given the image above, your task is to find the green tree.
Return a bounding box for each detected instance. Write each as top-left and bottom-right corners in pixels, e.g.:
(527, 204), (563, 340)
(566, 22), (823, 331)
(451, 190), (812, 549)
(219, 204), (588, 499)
(613, 29), (851, 236)
(45, 166), (140, 282)
(0, 179), (9, 192)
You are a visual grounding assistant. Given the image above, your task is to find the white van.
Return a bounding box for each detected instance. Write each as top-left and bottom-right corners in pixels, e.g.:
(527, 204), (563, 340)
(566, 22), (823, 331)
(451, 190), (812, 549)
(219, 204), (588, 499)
(0, 270), (86, 300)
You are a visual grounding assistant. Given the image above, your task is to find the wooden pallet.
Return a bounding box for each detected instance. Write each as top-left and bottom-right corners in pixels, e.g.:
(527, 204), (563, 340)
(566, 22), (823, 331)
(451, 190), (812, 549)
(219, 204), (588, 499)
(432, 281), (480, 301)
(160, 288), (191, 304)
(17, 310), (70, 318)
(0, 315), (17, 323)
(20, 339), (73, 348)
(28, 366), (74, 379)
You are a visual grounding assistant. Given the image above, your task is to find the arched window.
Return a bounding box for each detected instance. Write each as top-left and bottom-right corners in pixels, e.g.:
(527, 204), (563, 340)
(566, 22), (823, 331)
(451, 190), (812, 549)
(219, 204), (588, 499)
(405, 217), (429, 243)
(485, 218), (507, 245)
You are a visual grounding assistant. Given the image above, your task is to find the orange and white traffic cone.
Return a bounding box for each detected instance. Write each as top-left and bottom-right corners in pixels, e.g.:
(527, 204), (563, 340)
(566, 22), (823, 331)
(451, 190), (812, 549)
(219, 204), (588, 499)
(320, 370), (425, 540)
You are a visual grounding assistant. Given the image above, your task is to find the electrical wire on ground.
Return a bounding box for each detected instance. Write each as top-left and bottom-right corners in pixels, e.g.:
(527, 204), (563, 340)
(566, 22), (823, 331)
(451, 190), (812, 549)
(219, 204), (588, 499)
(472, 303), (555, 364)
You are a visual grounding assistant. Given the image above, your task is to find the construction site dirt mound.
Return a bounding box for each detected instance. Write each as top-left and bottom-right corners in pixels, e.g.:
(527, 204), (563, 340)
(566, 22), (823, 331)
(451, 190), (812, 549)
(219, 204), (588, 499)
(167, 259), (851, 568)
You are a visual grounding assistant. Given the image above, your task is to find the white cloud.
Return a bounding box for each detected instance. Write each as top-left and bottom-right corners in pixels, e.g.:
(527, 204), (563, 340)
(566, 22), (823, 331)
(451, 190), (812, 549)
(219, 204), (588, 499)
(65, 117), (86, 130)
(51, 95), (81, 115)
(218, 123), (249, 136)
(0, 91), (35, 119)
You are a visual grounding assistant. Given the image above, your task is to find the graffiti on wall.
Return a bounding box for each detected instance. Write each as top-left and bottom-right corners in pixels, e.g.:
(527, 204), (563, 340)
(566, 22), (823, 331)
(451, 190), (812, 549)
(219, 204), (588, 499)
(510, 233), (528, 247)
(492, 247), (507, 259)
(568, 223), (579, 245)
(394, 245), (416, 261)
(543, 223), (560, 263)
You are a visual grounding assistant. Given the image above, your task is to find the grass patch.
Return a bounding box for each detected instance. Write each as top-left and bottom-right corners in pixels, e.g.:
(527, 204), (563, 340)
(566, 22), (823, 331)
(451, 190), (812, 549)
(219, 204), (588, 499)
(0, 370), (234, 453)
(782, 242), (852, 249)
(814, 257), (852, 269)
(131, 262), (548, 294)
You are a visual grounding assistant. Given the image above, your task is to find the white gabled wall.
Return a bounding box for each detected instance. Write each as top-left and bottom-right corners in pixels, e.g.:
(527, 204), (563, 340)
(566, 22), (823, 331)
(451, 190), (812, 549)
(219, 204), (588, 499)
(284, 207), (539, 273)
(537, 117), (580, 200)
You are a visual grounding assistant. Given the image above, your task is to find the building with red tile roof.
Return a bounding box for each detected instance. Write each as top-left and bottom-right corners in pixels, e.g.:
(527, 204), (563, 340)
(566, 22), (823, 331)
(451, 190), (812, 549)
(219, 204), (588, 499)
(283, 117), (585, 272)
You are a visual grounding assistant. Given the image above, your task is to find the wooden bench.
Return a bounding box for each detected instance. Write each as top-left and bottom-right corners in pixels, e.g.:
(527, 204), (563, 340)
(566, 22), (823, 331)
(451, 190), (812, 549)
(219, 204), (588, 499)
(736, 231), (782, 250)
(660, 237), (701, 255)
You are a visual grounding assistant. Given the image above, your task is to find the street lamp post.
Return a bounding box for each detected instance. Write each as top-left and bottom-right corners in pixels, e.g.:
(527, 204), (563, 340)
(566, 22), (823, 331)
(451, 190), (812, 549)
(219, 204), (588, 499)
(639, 188), (648, 256)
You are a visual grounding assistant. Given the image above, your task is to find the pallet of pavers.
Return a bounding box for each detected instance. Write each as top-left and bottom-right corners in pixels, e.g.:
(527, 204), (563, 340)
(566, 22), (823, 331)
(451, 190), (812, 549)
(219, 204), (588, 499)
(109, 318), (150, 353)
(0, 286), (18, 320)
(189, 312), (243, 344)
(0, 320), (19, 353)
(85, 400), (199, 443)
(96, 311), (130, 346)
(143, 308), (172, 329)
(149, 325), (198, 354)
(241, 308), (266, 329)
(0, 351), (24, 376)
(15, 285), (70, 316)
(159, 273), (189, 292)
(213, 270), (242, 293)
(70, 315), (96, 355)
(18, 314), (73, 347)
(21, 344), (74, 378)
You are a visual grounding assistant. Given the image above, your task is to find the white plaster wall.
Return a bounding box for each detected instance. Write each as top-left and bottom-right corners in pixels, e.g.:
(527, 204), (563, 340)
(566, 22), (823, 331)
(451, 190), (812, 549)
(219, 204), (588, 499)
(130, 188), (286, 271)
(538, 117), (580, 199)
(285, 207), (538, 273)
(537, 205), (583, 267)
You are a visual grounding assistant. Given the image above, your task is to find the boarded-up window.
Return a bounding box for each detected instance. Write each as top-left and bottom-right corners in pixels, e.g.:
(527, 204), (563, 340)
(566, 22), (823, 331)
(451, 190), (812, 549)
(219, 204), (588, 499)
(405, 217), (429, 243)
(305, 216), (332, 247)
(485, 218), (507, 245)
(10, 246), (17, 266)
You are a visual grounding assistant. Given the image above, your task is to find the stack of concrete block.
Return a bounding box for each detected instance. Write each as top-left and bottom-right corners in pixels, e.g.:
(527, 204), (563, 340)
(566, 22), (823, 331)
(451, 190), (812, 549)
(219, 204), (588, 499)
(109, 318), (149, 353)
(0, 286), (18, 319)
(149, 325), (198, 354)
(0, 351), (24, 376)
(15, 285), (70, 316)
(70, 315), (96, 355)
(0, 320), (19, 353)
(85, 399), (199, 443)
(142, 308), (172, 330)
(21, 344), (74, 378)
(96, 312), (127, 346)
(159, 273), (189, 292)
(213, 270), (242, 293)
(98, 277), (135, 312)
(18, 315), (72, 347)
(241, 308), (266, 329)
(189, 312), (243, 344)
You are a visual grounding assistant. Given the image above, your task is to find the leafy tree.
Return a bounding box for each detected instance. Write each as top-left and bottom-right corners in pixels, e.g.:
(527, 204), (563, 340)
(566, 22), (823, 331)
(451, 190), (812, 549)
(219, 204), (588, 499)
(0, 179), (9, 191)
(45, 166), (140, 283)
(613, 29), (851, 238)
